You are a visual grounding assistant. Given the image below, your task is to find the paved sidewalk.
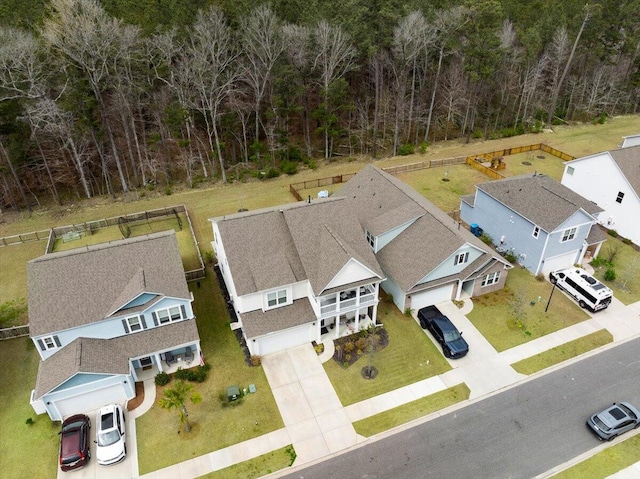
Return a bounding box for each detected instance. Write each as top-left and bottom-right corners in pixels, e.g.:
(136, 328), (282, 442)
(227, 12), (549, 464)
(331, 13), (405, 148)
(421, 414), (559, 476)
(136, 297), (640, 479)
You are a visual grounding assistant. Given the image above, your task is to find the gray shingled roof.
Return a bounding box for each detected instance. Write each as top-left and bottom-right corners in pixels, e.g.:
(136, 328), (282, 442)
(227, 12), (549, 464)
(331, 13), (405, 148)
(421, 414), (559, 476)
(609, 145), (640, 196)
(28, 231), (190, 337)
(211, 165), (506, 306)
(34, 319), (199, 398)
(474, 174), (603, 232)
(241, 298), (316, 337)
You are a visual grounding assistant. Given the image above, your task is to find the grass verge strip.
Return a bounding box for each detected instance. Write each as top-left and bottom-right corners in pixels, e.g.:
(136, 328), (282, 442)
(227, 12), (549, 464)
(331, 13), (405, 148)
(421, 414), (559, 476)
(197, 445), (295, 479)
(353, 383), (470, 437)
(511, 329), (613, 375)
(552, 434), (640, 479)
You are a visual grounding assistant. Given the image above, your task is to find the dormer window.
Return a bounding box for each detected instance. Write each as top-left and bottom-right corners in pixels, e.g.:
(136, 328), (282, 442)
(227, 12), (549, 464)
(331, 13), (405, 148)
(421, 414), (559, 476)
(366, 230), (375, 248)
(38, 335), (61, 352)
(616, 192), (624, 204)
(122, 315), (147, 333)
(454, 252), (469, 265)
(266, 289), (288, 309)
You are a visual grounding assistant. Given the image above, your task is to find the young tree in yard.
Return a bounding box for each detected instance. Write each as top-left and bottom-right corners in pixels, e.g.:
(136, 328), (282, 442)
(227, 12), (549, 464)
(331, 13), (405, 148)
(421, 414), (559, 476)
(159, 380), (202, 433)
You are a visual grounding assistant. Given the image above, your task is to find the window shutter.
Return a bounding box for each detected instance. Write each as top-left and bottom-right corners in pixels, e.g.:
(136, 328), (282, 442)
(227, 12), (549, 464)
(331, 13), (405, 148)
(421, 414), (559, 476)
(122, 319), (130, 333)
(180, 305), (187, 319)
(140, 315), (147, 329)
(152, 311), (158, 326)
(53, 336), (61, 347)
(37, 339), (45, 351)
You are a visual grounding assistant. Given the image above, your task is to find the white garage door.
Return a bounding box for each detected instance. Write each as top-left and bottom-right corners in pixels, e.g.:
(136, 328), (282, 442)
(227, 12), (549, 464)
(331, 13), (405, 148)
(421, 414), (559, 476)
(55, 383), (127, 419)
(255, 325), (312, 356)
(410, 284), (454, 311)
(542, 251), (579, 274)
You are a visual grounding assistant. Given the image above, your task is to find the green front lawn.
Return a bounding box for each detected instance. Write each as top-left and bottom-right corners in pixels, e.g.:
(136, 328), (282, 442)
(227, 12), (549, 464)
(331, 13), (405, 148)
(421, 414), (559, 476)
(353, 384), (470, 437)
(324, 295), (451, 406)
(197, 445), (295, 479)
(0, 337), (59, 478)
(136, 275), (284, 474)
(467, 267), (591, 352)
(553, 434), (640, 479)
(511, 329), (613, 375)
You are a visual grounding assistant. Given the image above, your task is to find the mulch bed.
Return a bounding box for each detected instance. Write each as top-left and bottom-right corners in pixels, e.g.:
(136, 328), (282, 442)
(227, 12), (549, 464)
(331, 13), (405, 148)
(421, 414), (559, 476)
(127, 381), (145, 411)
(332, 326), (389, 368)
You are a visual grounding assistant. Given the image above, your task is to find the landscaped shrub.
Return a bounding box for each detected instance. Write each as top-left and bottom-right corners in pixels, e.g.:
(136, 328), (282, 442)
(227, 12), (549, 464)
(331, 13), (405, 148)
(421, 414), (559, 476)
(343, 341), (355, 353)
(604, 268), (616, 281)
(607, 229), (618, 237)
(398, 143), (415, 155)
(504, 252), (517, 264)
(174, 364), (211, 383)
(250, 355), (262, 366)
(590, 256), (608, 268)
(279, 160), (298, 175)
(419, 141), (430, 154)
(535, 273), (545, 282)
(308, 160), (318, 170)
(263, 168), (280, 179)
(622, 237), (632, 245)
(155, 371), (171, 386)
(355, 337), (367, 351)
(479, 233), (493, 245)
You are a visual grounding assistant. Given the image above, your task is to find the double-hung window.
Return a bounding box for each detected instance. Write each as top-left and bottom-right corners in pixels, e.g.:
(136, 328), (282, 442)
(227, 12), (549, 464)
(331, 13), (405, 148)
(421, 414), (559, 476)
(482, 271), (501, 287)
(267, 289), (288, 309)
(366, 230), (375, 248)
(38, 335), (61, 352)
(154, 305), (185, 325)
(454, 252), (469, 266)
(616, 192), (624, 204)
(561, 227), (577, 242)
(532, 226), (540, 238)
(127, 315), (143, 332)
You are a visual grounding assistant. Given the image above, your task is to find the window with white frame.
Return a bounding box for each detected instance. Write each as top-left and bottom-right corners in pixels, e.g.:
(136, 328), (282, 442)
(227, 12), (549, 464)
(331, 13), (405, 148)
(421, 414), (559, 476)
(481, 271), (501, 287)
(156, 306), (184, 324)
(566, 166), (575, 176)
(267, 289), (288, 309)
(366, 230), (374, 248)
(127, 315), (143, 332)
(561, 227), (577, 242)
(616, 191), (624, 204)
(532, 226), (540, 238)
(454, 252), (469, 265)
(38, 335), (60, 351)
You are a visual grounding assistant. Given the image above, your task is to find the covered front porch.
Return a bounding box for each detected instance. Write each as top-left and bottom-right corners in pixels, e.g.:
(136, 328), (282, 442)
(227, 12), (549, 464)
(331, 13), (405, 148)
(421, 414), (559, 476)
(132, 343), (201, 382)
(318, 306), (377, 343)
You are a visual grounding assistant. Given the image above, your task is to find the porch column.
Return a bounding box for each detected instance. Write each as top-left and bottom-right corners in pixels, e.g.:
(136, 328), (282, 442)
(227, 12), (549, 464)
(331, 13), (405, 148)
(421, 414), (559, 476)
(155, 353), (164, 372)
(355, 307), (361, 331)
(316, 318), (322, 343)
(334, 314), (340, 339)
(455, 280), (463, 301)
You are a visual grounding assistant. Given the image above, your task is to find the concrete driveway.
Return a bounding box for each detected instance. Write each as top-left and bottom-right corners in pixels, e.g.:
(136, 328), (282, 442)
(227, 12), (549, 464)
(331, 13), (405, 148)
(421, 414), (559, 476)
(56, 406), (138, 479)
(260, 344), (363, 465)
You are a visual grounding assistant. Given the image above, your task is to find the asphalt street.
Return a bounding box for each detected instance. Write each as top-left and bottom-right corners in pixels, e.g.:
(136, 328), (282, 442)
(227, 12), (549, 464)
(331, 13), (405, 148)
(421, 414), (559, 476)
(282, 337), (640, 479)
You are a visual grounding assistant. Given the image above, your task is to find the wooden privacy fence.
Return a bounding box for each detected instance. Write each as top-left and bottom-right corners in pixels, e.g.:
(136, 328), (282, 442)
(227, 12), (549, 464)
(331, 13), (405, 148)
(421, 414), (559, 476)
(0, 325), (29, 340)
(381, 156), (466, 174)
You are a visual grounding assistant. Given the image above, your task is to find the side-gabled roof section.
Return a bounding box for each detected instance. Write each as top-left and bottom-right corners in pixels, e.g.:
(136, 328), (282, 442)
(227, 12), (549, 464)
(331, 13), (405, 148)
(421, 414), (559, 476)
(475, 174), (602, 232)
(28, 231), (190, 337)
(609, 145), (640, 197)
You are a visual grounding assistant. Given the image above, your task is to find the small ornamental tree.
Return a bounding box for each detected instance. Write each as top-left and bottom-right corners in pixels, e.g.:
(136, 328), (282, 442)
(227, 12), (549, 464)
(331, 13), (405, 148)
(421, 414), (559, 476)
(159, 380), (202, 433)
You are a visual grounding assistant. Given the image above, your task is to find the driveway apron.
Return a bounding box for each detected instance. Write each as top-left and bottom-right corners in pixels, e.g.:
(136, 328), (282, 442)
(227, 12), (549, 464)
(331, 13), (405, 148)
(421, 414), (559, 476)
(261, 344), (360, 465)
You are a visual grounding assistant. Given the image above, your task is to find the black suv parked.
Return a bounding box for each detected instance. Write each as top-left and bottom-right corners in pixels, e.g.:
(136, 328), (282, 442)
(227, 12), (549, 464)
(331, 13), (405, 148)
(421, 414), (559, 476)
(418, 306), (469, 359)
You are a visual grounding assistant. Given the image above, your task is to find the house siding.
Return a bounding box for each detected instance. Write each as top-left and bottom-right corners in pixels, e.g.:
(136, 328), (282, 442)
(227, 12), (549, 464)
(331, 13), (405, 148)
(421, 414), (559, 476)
(562, 154), (640, 245)
(381, 276), (407, 312)
(461, 190), (595, 275)
(420, 245), (484, 284)
(470, 262), (508, 297)
(376, 219), (416, 252)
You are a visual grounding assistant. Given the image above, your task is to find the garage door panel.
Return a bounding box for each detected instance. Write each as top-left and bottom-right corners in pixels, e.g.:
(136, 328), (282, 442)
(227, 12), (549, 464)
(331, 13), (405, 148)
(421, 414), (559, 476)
(542, 251), (578, 274)
(411, 285), (454, 311)
(55, 383), (127, 418)
(256, 325), (312, 356)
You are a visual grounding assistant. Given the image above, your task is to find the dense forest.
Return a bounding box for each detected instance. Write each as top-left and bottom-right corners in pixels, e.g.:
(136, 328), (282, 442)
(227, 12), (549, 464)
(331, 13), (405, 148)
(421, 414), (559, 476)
(1, 0), (639, 210)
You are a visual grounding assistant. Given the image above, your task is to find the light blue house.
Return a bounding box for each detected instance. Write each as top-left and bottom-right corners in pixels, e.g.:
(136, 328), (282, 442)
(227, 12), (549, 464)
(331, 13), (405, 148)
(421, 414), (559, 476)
(460, 173), (606, 275)
(28, 231), (201, 421)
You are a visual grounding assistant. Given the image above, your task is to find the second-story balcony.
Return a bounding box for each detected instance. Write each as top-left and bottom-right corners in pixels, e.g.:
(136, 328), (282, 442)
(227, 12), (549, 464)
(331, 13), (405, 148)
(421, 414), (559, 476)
(318, 284), (377, 317)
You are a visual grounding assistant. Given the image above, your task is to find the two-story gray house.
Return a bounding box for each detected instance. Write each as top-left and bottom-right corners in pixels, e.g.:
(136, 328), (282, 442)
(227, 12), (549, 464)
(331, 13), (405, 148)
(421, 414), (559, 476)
(212, 165), (511, 356)
(460, 173), (606, 275)
(28, 231), (201, 421)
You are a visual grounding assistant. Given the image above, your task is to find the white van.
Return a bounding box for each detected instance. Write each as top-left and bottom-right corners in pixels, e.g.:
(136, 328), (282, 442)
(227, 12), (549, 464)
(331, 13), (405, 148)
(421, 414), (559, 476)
(549, 268), (613, 312)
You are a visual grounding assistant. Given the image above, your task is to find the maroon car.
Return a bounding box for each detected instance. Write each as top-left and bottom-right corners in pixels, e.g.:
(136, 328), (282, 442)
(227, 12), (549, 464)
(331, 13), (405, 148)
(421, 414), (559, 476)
(59, 414), (91, 471)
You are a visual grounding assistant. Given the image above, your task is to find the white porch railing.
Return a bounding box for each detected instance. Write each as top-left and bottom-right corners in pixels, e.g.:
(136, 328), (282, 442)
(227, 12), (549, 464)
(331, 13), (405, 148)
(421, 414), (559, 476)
(318, 292), (376, 317)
